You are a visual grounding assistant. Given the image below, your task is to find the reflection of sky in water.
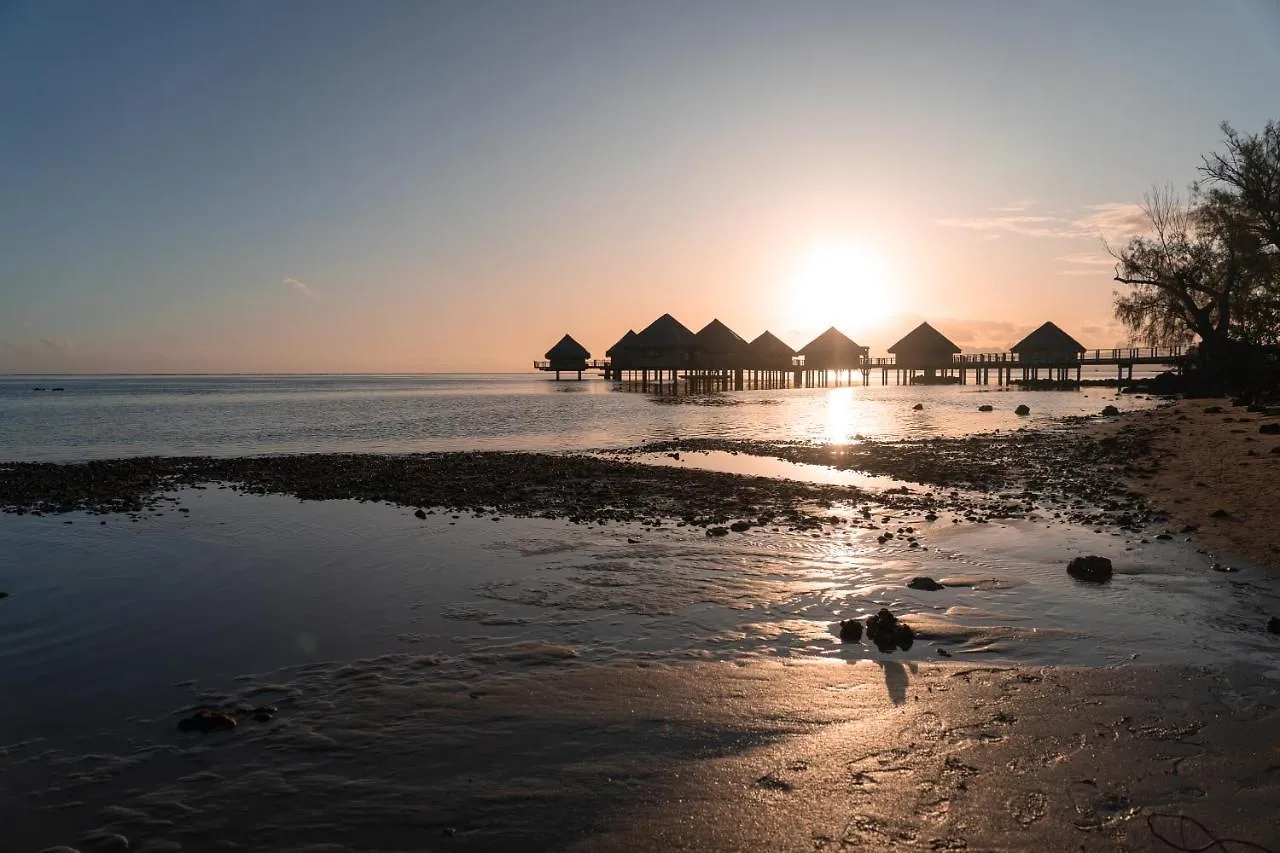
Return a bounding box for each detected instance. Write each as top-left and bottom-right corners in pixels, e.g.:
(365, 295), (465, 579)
(0, 373), (1161, 462)
(2, 487), (1277, 747)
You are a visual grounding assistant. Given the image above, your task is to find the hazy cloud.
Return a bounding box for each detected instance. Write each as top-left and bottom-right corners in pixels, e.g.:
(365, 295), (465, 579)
(991, 197), (1037, 212)
(284, 277), (315, 298)
(40, 337), (72, 351)
(938, 201), (1150, 243)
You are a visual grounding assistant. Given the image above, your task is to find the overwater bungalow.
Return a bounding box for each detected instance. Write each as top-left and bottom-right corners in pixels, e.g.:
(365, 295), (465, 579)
(539, 333), (592, 379)
(1011, 321), (1086, 364)
(627, 313), (701, 370)
(748, 330), (797, 371)
(887, 322), (960, 371)
(797, 327), (868, 370)
(605, 330), (637, 373)
(694, 319), (753, 369)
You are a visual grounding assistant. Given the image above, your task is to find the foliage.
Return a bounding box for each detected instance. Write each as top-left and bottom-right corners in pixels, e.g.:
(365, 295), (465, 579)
(1111, 122), (1280, 359)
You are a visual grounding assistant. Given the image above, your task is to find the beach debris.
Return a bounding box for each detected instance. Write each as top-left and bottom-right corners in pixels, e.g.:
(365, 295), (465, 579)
(1268, 617), (1280, 634)
(1067, 555), (1113, 582)
(838, 619), (863, 643)
(729, 520), (752, 532)
(177, 709), (237, 733)
(1100, 405), (1121, 417)
(907, 576), (945, 591)
(866, 608), (914, 652)
(912, 403), (924, 410)
(706, 526), (729, 537)
(414, 508), (427, 519)
(1015, 404), (1030, 416)
(1259, 423), (1280, 435)
(978, 404), (994, 412)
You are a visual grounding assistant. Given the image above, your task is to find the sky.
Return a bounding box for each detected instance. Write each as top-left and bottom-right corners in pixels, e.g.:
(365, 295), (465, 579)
(2, 0), (1279, 374)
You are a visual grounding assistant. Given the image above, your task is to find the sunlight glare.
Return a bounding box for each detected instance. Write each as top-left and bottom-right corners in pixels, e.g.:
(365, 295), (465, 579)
(788, 240), (897, 331)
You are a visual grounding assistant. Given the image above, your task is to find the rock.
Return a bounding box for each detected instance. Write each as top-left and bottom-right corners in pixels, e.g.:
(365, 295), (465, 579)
(1211, 563), (1238, 573)
(1273, 446), (1280, 454)
(1209, 508), (1231, 519)
(38, 847), (82, 853)
(177, 709), (237, 733)
(1259, 423), (1280, 435)
(866, 608), (914, 653)
(1203, 405), (1224, 414)
(978, 405), (994, 412)
(706, 526), (729, 537)
(936, 647), (951, 657)
(414, 508), (427, 519)
(81, 833), (129, 851)
(1268, 617), (1280, 634)
(1067, 555), (1113, 582)
(1101, 405), (1120, 417)
(729, 520), (752, 533)
(1155, 533), (1172, 540)
(1014, 404), (1030, 416)
(838, 619), (863, 643)
(0, 590), (8, 599)
(912, 403), (924, 410)
(907, 576), (945, 591)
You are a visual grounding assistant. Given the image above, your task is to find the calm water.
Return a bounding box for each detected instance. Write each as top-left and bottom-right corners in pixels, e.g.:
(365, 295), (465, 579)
(11, 370), (1270, 758)
(0, 372), (1156, 461)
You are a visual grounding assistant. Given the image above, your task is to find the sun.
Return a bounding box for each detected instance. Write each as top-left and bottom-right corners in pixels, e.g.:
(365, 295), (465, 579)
(787, 240), (897, 331)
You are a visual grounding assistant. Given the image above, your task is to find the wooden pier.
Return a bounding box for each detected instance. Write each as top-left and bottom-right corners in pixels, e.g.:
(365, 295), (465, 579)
(535, 319), (1186, 390)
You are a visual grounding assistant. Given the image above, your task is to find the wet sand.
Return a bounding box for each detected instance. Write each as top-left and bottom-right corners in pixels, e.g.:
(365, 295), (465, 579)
(5, 657), (1278, 852)
(5, 413), (1280, 851)
(1091, 399), (1280, 571)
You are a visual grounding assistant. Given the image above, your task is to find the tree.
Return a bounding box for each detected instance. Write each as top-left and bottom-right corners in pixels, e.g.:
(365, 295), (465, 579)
(1110, 123), (1280, 377)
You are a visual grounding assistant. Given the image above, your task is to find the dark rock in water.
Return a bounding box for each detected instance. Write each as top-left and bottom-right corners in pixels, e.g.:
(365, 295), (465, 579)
(1014, 404), (1030, 416)
(1211, 563), (1238, 573)
(1203, 405), (1224, 414)
(729, 520), (752, 533)
(907, 576), (945, 591)
(912, 403), (924, 410)
(838, 619), (863, 642)
(1067, 555), (1113, 582)
(414, 508), (427, 519)
(1259, 423), (1280, 435)
(866, 608), (914, 652)
(178, 709), (237, 733)
(978, 404), (994, 412)
(1100, 405), (1120, 417)
(1209, 508), (1231, 519)
(1269, 617), (1280, 634)
(936, 647), (952, 658)
(0, 590), (7, 599)
(51, 387), (64, 392)
(706, 526), (729, 537)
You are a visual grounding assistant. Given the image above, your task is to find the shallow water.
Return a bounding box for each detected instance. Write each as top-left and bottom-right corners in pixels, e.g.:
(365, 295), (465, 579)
(0, 372), (1157, 461)
(3, 485), (1276, 749)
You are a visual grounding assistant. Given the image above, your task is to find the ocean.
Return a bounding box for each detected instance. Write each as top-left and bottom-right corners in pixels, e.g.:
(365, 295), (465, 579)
(0, 371), (1160, 461)
(1, 374), (1275, 741)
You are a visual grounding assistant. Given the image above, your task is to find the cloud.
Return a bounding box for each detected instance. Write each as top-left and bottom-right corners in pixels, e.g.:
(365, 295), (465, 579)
(284, 277), (315, 298)
(991, 197), (1037, 212)
(40, 337), (72, 351)
(937, 201), (1151, 243)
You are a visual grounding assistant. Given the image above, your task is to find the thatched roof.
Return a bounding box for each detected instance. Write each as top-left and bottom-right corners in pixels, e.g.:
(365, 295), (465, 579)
(695, 319), (752, 355)
(544, 334), (591, 361)
(1011, 321), (1085, 355)
(798, 327), (863, 358)
(606, 330), (637, 358)
(888, 322), (960, 355)
(632, 313), (699, 350)
(748, 330), (796, 360)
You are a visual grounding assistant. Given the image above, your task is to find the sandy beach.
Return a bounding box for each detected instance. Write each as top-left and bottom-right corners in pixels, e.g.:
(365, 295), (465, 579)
(4, 405), (1280, 851)
(1092, 399), (1280, 571)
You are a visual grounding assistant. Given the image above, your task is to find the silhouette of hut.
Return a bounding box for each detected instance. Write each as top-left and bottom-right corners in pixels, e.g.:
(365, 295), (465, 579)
(888, 322), (960, 369)
(695, 319), (752, 369)
(748, 331), (796, 370)
(798, 327), (868, 370)
(1011, 322), (1086, 365)
(628, 313), (700, 369)
(543, 334), (591, 370)
(605, 330), (637, 370)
